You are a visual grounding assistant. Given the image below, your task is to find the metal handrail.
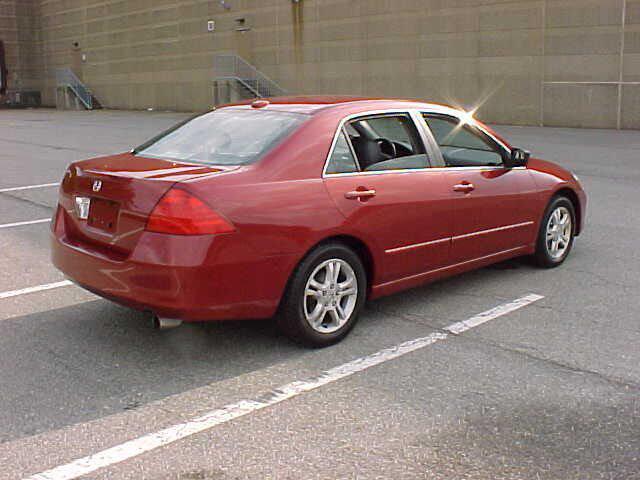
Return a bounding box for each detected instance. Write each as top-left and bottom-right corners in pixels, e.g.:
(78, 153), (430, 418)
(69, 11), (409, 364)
(213, 54), (286, 98)
(55, 67), (93, 109)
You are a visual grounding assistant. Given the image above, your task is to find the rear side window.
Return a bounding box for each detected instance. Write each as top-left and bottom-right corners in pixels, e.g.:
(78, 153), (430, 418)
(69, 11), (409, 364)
(423, 114), (504, 167)
(347, 114), (428, 172)
(326, 130), (360, 174)
(135, 109), (305, 165)
(366, 116), (415, 146)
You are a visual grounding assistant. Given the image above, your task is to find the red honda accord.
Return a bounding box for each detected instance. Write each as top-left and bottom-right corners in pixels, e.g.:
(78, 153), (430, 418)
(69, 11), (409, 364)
(51, 97), (586, 346)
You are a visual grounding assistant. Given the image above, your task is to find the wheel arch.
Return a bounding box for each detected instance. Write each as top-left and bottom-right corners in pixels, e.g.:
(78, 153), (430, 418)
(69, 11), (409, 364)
(553, 187), (582, 236)
(310, 235), (375, 293)
(282, 234), (376, 301)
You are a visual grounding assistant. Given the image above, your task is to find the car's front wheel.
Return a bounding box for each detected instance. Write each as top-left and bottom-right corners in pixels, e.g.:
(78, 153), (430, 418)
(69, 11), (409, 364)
(278, 243), (367, 347)
(533, 195), (576, 268)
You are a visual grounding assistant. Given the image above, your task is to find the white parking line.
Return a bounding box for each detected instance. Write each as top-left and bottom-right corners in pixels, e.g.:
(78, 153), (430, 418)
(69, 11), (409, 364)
(0, 218), (51, 229)
(0, 182), (59, 193)
(445, 294), (544, 334)
(0, 280), (73, 300)
(24, 293), (544, 480)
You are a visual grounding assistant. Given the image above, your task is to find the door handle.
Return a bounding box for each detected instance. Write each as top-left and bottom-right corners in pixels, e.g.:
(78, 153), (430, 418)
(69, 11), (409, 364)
(344, 189), (376, 200)
(453, 183), (475, 193)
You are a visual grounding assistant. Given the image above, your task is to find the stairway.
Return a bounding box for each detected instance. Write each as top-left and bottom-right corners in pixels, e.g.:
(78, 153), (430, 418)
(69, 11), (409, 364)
(213, 54), (287, 104)
(55, 68), (102, 110)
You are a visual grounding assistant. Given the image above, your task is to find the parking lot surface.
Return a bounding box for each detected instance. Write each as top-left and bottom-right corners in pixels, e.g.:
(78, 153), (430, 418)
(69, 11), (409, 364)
(0, 109), (638, 480)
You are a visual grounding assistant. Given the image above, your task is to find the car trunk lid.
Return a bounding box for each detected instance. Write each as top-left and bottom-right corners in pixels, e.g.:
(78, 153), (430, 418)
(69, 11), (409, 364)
(60, 153), (231, 256)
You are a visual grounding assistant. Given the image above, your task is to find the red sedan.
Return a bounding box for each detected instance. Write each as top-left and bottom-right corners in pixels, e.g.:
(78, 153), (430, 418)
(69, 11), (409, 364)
(51, 97), (586, 346)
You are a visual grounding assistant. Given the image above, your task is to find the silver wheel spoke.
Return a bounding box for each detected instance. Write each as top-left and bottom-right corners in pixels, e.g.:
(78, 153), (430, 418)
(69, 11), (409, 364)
(329, 261), (341, 285)
(307, 303), (325, 326)
(327, 308), (341, 325)
(305, 288), (321, 299)
(309, 278), (326, 290)
(339, 287), (357, 297)
(559, 214), (568, 227)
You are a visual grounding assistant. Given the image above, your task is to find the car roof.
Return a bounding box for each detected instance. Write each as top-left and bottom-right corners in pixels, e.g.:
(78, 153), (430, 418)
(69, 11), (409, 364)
(217, 95), (465, 117)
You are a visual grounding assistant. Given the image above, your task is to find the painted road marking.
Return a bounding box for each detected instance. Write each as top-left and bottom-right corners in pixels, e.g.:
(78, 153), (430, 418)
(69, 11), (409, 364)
(0, 218), (51, 229)
(24, 293), (544, 480)
(0, 281), (73, 300)
(0, 183), (59, 193)
(445, 293), (544, 334)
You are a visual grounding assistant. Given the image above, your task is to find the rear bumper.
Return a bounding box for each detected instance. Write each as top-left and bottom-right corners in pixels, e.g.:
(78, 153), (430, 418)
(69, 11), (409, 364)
(51, 209), (298, 321)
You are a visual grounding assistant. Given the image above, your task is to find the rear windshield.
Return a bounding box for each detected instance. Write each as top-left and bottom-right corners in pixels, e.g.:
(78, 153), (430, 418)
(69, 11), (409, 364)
(134, 109), (306, 165)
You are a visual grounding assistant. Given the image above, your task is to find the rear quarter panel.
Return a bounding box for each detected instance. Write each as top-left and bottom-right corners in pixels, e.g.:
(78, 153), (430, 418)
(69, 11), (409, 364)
(185, 177), (346, 257)
(180, 111), (385, 296)
(181, 110), (366, 259)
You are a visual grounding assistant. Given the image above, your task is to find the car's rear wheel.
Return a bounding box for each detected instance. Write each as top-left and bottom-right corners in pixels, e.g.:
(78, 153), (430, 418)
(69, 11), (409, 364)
(533, 195), (576, 268)
(278, 243), (367, 347)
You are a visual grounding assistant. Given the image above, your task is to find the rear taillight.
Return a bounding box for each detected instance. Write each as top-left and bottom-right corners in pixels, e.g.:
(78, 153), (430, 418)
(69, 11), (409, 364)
(146, 188), (235, 235)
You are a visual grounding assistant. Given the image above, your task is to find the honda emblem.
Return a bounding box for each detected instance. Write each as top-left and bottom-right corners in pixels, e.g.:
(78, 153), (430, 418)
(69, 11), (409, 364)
(92, 180), (102, 192)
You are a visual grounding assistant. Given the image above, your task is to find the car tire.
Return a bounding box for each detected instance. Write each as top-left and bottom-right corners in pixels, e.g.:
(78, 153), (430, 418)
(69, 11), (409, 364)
(532, 195), (576, 268)
(277, 243), (367, 348)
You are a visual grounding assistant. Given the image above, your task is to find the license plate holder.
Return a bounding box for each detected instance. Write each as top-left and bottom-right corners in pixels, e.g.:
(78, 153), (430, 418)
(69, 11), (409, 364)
(87, 198), (119, 233)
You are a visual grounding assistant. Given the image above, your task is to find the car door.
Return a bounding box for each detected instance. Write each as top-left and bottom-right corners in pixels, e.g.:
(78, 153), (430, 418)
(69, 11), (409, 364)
(421, 113), (539, 264)
(322, 112), (453, 285)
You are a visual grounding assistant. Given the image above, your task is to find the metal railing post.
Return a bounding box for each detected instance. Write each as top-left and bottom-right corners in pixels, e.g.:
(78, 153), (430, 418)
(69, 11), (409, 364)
(55, 67), (93, 109)
(213, 54), (287, 100)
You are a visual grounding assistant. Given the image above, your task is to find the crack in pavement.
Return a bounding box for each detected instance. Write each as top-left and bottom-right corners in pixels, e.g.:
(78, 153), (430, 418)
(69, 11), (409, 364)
(374, 307), (640, 394)
(0, 136), (102, 155)
(0, 191), (55, 212)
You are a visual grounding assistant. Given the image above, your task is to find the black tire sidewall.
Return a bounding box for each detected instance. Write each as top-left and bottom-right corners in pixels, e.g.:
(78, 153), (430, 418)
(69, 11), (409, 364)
(280, 243), (367, 347)
(535, 196), (576, 267)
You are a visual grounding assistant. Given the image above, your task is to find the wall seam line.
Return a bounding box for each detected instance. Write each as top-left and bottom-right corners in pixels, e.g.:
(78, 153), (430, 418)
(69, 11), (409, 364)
(617, 0), (627, 130)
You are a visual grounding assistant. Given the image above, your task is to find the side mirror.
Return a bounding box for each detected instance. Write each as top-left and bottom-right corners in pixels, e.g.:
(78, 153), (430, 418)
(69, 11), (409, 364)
(508, 148), (530, 167)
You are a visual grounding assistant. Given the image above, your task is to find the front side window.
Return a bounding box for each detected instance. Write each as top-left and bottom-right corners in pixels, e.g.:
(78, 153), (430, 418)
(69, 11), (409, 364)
(135, 109), (306, 165)
(423, 114), (504, 167)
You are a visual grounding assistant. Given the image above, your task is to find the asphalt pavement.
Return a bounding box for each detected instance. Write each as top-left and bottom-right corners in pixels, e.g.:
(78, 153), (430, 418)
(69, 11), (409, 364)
(0, 109), (638, 480)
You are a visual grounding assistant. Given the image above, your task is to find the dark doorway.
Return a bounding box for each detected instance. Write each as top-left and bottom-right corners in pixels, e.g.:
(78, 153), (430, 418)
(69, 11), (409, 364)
(0, 40), (7, 95)
(71, 41), (83, 79)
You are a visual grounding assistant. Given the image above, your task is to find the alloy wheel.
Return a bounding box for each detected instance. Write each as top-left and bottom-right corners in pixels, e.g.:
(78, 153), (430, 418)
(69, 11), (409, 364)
(303, 258), (358, 334)
(546, 206), (572, 259)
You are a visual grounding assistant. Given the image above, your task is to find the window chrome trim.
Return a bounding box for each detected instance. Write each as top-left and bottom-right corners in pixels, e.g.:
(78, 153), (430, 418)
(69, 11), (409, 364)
(322, 109), (432, 178)
(343, 126), (362, 171)
(322, 108), (517, 178)
(412, 110), (445, 167)
(322, 165), (526, 179)
(420, 111), (512, 162)
(325, 126), (362, 174)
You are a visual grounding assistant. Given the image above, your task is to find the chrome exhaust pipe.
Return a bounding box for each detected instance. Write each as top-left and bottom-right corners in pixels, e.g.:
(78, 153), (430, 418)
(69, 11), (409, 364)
(152, 316), (183, 330)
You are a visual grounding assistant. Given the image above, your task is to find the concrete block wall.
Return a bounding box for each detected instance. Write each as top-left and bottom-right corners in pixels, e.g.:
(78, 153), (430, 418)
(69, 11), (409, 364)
(0, 0), (42, 94)
(1, 0), (638, 128)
